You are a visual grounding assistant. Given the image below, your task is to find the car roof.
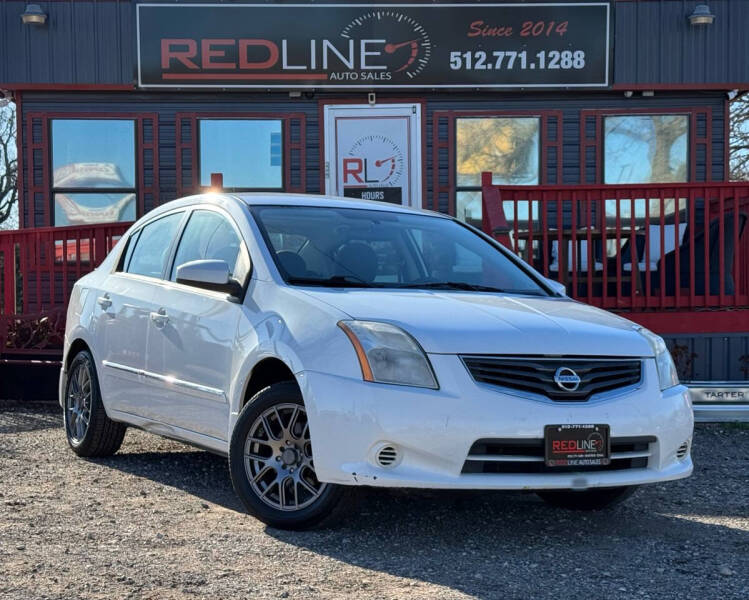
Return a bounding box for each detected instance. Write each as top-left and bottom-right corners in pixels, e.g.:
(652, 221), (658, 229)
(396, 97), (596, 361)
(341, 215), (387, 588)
(229, 192), (448, 217)
(137, 192), (451, 225)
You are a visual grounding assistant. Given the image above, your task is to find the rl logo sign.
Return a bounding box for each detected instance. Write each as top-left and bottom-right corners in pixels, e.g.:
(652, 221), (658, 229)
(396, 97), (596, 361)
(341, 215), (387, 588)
(342, 157), (396, 184)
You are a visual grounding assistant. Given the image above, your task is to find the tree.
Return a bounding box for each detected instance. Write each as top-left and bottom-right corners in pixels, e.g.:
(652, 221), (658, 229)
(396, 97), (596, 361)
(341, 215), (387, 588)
(605, 115), (688, 184)
(0, 102), (18, 230)
(730, 92), (749, 181)
(456, 117), (539, 186)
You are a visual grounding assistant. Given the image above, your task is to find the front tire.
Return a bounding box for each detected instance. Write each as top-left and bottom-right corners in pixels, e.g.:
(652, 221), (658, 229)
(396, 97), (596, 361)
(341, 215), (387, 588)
(536, 485), (638, 510)
(229, 382), (344, 530)
(63, 350), (126, 457)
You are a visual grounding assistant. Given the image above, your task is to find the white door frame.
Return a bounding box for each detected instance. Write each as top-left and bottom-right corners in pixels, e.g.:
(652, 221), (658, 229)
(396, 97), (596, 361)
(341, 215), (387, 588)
(323, 103), (422, 208)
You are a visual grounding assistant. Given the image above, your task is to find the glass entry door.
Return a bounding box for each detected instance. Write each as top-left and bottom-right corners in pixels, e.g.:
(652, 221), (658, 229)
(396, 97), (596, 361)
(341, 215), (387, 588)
(323, 103), (422, 207)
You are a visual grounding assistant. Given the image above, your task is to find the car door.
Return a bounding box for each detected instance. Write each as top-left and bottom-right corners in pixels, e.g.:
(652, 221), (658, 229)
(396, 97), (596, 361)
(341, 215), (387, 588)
(93, 210), (185, 418)
(145, 208), (251, 441)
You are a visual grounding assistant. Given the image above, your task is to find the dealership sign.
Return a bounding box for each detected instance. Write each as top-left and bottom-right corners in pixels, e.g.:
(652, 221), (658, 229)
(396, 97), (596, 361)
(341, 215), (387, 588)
(136, 3), (611, 89)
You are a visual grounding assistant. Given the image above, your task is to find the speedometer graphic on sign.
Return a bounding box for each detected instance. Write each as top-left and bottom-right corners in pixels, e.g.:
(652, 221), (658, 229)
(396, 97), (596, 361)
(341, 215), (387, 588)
(345, 135), (405, 186)
(340, 11), (432, 79)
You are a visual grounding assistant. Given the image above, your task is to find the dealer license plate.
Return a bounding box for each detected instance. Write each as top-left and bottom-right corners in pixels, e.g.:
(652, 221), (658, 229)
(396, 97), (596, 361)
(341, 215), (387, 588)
(544, 424), (610, 467)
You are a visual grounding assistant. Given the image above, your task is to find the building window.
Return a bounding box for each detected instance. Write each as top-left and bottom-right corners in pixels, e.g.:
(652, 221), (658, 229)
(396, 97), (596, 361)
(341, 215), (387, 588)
(604, 114), (689, 184)
(51, 119), (137, 226)
(199, 120), (283, 190)
(455, 117), (540, 228)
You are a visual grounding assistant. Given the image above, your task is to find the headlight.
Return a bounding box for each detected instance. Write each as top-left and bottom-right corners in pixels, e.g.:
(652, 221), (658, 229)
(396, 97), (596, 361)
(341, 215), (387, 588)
(637, 327), (679, 391)
(338, 320), (438, 389)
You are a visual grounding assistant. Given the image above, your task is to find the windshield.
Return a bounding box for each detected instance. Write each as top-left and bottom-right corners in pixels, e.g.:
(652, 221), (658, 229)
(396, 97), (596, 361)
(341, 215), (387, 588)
(251, 205), (548, 295)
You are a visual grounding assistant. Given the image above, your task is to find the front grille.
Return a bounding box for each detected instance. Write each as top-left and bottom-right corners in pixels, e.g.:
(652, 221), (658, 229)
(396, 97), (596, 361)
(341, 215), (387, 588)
(461, 436), (655, 474)
(461, 356), (642, 401)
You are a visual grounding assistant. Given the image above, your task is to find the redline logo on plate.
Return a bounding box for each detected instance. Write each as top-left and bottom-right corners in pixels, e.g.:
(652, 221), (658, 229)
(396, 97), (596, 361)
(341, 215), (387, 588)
(137, 3), (611, 88)
(551, 435), (603, 453)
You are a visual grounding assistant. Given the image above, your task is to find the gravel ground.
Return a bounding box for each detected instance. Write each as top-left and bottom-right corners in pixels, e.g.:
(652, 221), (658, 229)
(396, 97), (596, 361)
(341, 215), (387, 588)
(0, 400), (747, 600)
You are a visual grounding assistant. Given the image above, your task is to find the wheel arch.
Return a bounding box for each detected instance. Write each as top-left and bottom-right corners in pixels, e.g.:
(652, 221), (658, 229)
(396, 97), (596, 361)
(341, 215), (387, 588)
(240, 356), (300, 410)
(65, 338), (92, 372)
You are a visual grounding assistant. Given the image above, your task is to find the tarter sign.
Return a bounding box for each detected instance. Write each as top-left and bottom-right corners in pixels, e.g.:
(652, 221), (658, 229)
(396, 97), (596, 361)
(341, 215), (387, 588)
(136, 3), (611, 89)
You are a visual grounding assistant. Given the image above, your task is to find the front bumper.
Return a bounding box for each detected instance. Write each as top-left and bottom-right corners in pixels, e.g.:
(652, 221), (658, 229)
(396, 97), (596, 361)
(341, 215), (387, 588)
(298, 354), (694, 490)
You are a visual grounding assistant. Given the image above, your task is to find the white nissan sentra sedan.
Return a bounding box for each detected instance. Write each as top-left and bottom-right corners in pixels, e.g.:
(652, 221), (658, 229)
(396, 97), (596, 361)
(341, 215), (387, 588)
(60, 193), (693, 529)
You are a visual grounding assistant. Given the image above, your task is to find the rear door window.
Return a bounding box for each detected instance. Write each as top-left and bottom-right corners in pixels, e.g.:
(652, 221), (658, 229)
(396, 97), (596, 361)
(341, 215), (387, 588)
(126, 212), (183, 278)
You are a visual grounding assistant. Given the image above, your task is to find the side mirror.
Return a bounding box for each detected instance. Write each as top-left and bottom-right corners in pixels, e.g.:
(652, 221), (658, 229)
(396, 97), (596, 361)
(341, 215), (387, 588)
(544, 277), (567, 296)
(176, 259), (243, 297)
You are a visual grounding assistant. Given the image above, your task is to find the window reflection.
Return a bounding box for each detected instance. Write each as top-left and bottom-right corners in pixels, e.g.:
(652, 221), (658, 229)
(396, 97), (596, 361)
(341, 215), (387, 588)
(455, 117), (540, 227)
(456, 191), (482, 229)
(54, 193), (136, 227)
(456, 117), (540, 187)
(604, 115), (688, 184)
(199, 120), (283, 189)
(51, 119), (136, 225)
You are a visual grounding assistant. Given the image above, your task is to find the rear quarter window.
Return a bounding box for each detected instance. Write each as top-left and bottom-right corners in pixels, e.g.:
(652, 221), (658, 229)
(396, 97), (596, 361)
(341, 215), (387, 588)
(117, 229), (141, 272)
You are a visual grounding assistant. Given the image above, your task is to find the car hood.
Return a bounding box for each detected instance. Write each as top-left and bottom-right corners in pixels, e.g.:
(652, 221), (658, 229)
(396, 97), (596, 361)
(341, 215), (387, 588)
(298, 288), (653, 357)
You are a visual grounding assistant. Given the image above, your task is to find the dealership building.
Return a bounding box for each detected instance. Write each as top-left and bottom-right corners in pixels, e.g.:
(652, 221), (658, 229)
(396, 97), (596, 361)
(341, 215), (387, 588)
(0, 1), (748, 408)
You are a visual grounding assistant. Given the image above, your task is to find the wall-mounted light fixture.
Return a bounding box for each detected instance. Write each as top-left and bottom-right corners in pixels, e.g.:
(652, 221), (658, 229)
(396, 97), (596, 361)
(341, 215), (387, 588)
(688, 4), (715, 26)
(20, 4), (47, 25)
(642, 90), (655, 97)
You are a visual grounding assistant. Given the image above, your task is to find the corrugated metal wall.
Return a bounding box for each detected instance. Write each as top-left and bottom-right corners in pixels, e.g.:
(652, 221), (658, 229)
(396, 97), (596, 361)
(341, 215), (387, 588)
(1, 1), (748, 88)
(665, 334), (749, 381)
(614, 0), (749, 86)
(1, 0), (133, 86)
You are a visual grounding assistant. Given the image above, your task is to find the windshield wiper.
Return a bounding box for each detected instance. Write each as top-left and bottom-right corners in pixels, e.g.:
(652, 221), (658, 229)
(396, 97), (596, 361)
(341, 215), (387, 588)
(396, 281), (544, 295)
(286, 275), (377, 288)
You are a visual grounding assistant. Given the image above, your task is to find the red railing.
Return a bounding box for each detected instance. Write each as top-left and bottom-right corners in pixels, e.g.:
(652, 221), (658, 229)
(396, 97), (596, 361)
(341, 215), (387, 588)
(481, 173), (749, 312)
(0, 222), (131, 317)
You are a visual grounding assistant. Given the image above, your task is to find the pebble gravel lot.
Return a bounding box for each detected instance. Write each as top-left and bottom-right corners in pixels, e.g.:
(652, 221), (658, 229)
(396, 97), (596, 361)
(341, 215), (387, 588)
(1, 400), (747, 600)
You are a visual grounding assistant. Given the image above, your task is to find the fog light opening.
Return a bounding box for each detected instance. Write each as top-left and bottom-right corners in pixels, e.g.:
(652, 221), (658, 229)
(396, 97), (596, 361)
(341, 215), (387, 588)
(373, 443), (401, 468)
(676, 440), (690, 461)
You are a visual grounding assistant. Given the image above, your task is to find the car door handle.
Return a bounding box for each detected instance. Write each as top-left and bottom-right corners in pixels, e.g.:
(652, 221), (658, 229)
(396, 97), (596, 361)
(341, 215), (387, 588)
(97, 294), (112, 309)
(149, 309), (169, 328)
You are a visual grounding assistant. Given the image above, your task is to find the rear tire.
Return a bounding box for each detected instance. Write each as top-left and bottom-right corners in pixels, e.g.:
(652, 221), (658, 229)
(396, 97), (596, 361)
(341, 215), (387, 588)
(537, 485), (638, 510)
(229, 382), (345, 530)
(63, 350), (126, 457)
